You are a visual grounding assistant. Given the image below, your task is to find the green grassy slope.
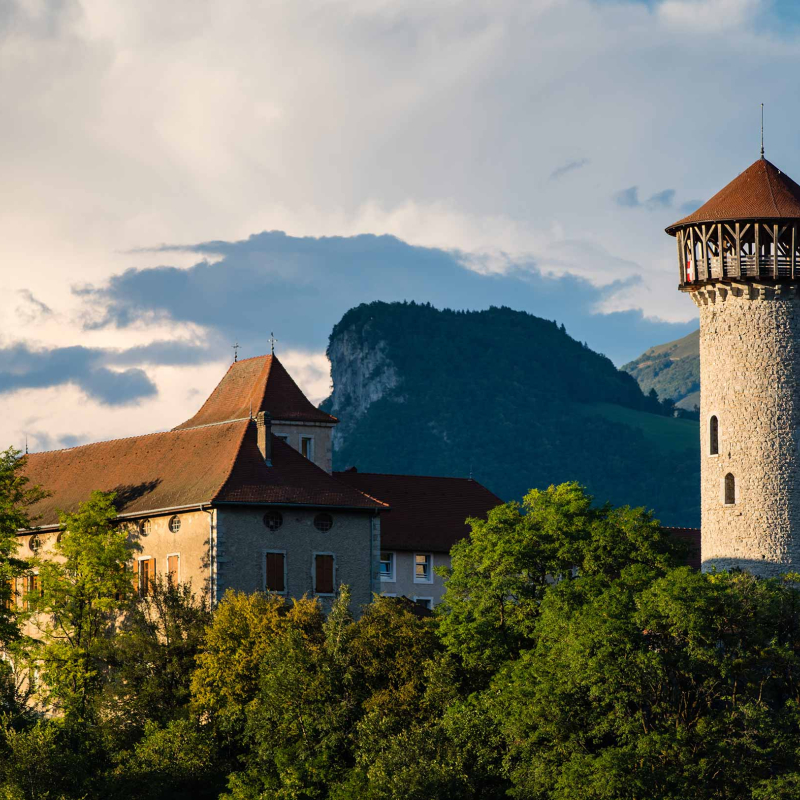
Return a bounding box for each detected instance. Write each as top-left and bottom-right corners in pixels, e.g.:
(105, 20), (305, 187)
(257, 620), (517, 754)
(622, 328), (700, 409)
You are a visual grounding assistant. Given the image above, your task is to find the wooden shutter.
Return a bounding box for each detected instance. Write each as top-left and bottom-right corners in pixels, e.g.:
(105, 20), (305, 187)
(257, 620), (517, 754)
(266, 552), (285, 592)
(315, 555), (334, 594)
(139, 558), (155, 596)
(167, 555), (179, 586)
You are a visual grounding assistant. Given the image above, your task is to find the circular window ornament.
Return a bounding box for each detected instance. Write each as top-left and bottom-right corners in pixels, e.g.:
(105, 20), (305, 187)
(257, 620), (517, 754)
(139, 519), (152, 536)
(314, 513), (333, 532)
(169, 515), (182, 534)
(263, 511), (283, 532)
(29, 535), (41, 553)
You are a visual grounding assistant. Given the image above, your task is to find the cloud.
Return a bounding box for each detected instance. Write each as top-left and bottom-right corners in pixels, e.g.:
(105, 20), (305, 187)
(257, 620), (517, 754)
(550, 158), (590, 180)
(77, 231), (696, 366)
(614, 187), (641, 208)
(15, 290), (52, 324)
(645, 189), (675, 209)
(614, 187), (676, 210)
(0, 340), (214, 405)
(679, 199), (703, 215)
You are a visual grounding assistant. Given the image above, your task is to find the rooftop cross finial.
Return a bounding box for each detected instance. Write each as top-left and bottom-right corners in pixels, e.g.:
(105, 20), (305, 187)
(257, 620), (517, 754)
(761, 103), (765, 159)
(232, 341), (240, 362)
(269, 332), (277, 355)
(25, 435), (28, 455)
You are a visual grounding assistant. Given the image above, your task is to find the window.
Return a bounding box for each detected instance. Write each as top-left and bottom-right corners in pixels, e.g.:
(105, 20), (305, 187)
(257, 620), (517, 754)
(724, 473), (736, 506)
(276, 434), (289, 444)
(169, 515), (181, 534)
(263, 511), (283, 531)
(22, 575), (41, 611)
(139, 519), (152, 536)
(414, 553), (433, 583)
(167, 555), (180, 587)
(301, 436), (314, 461)
(379, 551), (395, 582)
(266, 551), (286, 593)
(314, 513), (334, 532)
(710, 416), (719, 456)
(414, 597), (433, 610)
(28, 535), (40, 553)
(314, 553), (335, 594)
(138, 558), (155, 597)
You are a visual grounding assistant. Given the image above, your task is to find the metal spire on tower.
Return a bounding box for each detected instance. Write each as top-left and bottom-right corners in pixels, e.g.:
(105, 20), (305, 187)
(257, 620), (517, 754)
(761, 103), (765, 159)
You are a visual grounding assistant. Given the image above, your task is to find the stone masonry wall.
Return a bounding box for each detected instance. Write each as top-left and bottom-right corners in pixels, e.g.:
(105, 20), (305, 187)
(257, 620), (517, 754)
(694, 283), (800, 576)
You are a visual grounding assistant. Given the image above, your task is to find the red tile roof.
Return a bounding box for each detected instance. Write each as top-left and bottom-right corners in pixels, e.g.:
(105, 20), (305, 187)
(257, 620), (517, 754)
(667, 158), (800, 233)
(23, 421), (383, 527)
(174, 355), (336, 430)
(216, 432), (386, 509)
(334, 470), (501, 552)
(662, 527), (701, 570)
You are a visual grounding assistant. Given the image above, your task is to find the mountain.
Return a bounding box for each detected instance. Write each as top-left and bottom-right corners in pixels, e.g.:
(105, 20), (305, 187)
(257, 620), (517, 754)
(320, 302), (700, 526)
(622, 329), (700, 411)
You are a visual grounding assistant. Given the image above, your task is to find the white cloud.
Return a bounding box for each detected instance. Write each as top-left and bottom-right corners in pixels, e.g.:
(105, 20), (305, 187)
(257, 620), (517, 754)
(1, 0), (797, 445)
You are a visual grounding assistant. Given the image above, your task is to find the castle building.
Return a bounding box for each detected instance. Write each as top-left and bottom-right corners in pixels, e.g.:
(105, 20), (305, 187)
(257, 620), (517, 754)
(666, 156), (800, 575)
(19, 354), (499, 610)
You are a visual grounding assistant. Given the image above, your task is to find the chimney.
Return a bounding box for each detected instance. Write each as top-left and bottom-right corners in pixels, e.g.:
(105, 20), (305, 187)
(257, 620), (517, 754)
(256, 411), (272, 465)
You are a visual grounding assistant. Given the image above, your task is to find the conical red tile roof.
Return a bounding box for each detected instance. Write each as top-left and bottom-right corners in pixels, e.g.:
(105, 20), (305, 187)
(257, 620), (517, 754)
(174, 354), (336, 430)
(667, 158), (800, 234)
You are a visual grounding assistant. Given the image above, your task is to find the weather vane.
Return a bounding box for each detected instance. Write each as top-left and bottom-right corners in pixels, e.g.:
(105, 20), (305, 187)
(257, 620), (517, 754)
(269, 332), (277, 355)
(761, 103), (765, 159)
(232, 341), (240, 362)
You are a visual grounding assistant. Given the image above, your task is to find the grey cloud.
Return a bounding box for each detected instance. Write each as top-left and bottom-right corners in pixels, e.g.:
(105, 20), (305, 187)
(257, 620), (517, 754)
(0, 340), (214, 405)
(614, 187), (676, 210)
(77, 231), (696, 366)
(645, 189), (675, 209)
(549, 158), (589, 180)
(15, 290), (52, 324)
(25, 431), (89, 453)
(679, 199), (703, 215)
(614, 186), (640, 207)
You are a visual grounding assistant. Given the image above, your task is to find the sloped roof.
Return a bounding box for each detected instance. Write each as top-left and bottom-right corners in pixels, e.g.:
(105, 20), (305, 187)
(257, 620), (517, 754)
(216, 433), (386, 509)
(667, 158), (800, 233)
(174, 355), (336, 430)
(334, 470), (501, 552)
(23, 421), (383, 527)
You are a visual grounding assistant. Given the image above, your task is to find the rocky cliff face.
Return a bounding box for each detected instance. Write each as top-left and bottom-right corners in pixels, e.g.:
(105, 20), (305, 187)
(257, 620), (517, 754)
(324, 323), (401, 450)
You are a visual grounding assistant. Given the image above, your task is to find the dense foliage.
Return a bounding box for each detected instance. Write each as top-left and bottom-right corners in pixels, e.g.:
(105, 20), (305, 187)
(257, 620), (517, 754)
(3, 457), (800, 798)
(321, 302), (700, 526)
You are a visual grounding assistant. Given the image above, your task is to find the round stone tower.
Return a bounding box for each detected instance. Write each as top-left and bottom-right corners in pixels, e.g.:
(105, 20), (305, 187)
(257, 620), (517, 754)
(666, 157), (800, 576)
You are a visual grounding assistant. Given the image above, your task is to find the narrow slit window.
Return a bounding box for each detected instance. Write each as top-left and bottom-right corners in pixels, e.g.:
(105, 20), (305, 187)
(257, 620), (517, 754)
(724, 473), (736, 505)
(710, 416), (719, 455)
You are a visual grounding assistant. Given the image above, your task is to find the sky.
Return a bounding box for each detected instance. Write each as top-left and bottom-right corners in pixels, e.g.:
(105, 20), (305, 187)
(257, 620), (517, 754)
(2, 0), (799, 452)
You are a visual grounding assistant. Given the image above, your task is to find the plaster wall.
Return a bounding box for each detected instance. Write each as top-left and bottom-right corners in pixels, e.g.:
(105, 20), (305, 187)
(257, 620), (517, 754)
(379, 549), (451, 606)
(694, 283), (800, 576)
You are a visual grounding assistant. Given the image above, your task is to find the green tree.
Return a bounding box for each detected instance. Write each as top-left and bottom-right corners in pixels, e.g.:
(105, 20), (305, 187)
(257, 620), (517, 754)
(102, 575), (211, 746)
(0, 447), (47, 647)
(33, 491), (133, 724)
(492, 568), (800, 800)
(437, 482), (684, 676)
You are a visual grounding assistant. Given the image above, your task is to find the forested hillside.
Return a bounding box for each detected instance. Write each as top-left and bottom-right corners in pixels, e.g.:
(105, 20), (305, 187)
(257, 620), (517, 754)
(623, 328), (700, 410)
(321, 302), (700, 526)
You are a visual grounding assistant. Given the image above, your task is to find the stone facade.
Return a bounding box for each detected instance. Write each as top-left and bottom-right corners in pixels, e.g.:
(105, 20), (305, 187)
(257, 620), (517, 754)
(271, 420), (335, 473)
(215, 506), (380, 611)
(692, 282), (800, 576)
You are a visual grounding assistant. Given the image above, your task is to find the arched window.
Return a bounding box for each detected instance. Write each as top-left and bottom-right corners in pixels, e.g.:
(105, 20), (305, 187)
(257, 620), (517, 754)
(709, 416), (719, 455)
(724, 473), (736, 505)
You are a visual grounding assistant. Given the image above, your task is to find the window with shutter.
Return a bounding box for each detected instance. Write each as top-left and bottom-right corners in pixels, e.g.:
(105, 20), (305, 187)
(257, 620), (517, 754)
(266, 552), (286, 593)
(314, 554), (334, 594)
(167, 555), (179, 587)
(139, 558), (155, 597)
